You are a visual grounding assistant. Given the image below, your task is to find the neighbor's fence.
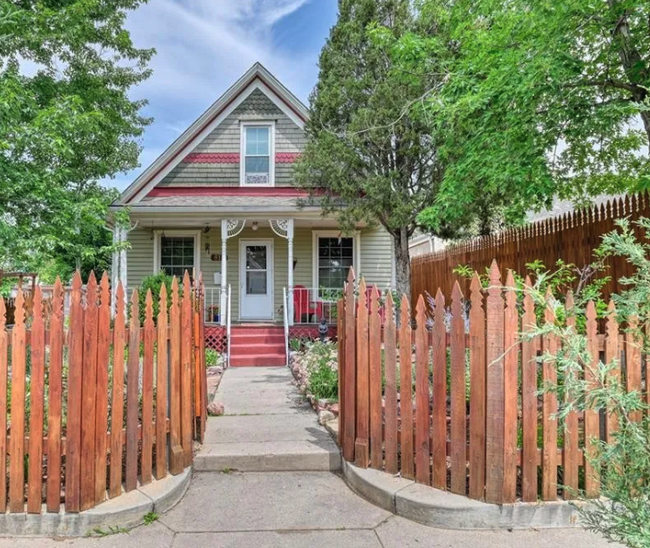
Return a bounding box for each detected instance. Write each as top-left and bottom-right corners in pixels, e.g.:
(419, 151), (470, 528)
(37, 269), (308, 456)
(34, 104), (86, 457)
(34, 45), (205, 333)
(338, 262), (647, 504)
(0, 270), (207, 514)
(411, 193), (650, 303)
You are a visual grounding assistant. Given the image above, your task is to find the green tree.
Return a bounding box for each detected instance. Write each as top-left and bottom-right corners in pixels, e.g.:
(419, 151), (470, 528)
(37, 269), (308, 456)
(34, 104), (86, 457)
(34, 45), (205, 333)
(295, 0), (454, 296)
(0, 0), (153, 276)
(399, 0), (649, 233)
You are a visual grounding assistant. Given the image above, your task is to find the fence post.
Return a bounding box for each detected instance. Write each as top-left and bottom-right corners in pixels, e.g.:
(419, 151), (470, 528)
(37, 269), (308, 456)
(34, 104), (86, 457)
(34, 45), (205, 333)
(342, 269), (356, 463)
(450, 282), (467, 495)
(502, 271), (518, 503)
(355, 279), (370, 468)
(337, 298), (345, 448)
(431, 289), (446, 489)
(383, 293), (398, 474)
(109, 283), (126, 498)
(169, 277), (185, 474)
(142, 290), (155, 485)
(468, 274), (486, 500)
(521, 277), (538, 502)
(156, 284), (169, 480)
(181, 272), (193, 467)
(94, 274), (111, 504)
(414, 295), (430, 485)
(80, 273), (98, 510)
(399, 294), (414, 479)
(485, 260), (505, 504)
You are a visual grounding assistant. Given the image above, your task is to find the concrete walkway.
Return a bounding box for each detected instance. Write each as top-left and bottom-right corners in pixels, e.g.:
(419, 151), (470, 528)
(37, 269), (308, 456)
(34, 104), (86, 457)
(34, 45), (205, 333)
(0, 366), (621, 547)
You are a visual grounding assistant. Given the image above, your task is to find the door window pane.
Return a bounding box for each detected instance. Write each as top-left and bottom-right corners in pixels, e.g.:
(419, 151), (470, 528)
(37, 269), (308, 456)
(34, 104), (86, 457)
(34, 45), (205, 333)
(246, 271), (267, 295)
(246, 246), (267, 270)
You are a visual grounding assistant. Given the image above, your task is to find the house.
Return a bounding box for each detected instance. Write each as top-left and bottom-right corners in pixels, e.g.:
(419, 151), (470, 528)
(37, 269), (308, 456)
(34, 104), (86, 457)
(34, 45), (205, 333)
(110, 64), (396, 364)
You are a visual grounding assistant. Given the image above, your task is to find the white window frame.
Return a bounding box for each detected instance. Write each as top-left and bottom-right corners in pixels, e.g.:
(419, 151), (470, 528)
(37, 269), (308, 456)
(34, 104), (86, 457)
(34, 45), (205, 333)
(240, 121), (275, 187)
(311, 230), (360, 297)
(153, 230), (202, 278)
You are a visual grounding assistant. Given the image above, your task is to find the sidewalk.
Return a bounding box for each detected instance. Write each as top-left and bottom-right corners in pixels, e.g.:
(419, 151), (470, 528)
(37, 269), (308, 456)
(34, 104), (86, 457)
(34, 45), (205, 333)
(0, 366), (620, 547)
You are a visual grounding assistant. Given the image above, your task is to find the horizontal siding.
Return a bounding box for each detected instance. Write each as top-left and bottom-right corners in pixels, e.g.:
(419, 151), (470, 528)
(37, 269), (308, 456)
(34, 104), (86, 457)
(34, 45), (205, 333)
(360, 226), (394, 289)
(160, 89), (304, 188)
(126, 228), (154, 289)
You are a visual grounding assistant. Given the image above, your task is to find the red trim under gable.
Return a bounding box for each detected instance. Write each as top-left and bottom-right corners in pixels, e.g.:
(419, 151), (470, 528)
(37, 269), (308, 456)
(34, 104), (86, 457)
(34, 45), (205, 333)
(146, 187), (311, 198)
(184, 152), (240, 164)
(126, 74), (307, 204)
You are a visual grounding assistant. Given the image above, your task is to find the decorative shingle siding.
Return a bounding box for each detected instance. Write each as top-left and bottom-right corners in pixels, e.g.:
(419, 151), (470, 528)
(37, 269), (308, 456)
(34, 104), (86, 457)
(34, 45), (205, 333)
(158, 89), (305, 188)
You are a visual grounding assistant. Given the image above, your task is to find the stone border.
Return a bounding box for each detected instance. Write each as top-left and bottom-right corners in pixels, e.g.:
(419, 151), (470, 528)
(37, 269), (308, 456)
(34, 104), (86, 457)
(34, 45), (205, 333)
(342, 460), (585, 530)
(0, 467), (192, 537)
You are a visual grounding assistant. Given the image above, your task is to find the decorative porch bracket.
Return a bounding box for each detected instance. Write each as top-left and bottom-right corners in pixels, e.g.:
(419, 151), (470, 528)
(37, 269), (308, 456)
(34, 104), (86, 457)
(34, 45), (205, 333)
(220, 219), (246, 326)
(270, 219), (295, 326)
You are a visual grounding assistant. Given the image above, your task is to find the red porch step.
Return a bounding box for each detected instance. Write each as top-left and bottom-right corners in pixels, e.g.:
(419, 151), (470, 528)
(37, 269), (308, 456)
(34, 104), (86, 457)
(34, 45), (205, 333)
(229, 326), (286, 367)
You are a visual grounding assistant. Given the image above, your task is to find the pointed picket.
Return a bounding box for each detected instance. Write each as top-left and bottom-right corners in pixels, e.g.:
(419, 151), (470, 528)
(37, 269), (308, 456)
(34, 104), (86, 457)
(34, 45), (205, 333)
(125, 290), (141, 491)
(109, 283), (126, 499)
(0, 291), (7, 513)
(342, 268), (357, 463)
(414, 296), (430, 486)
(181, 272), (193, 467)
(141, 290), (155, 485)
(431, 289), (447, 489)
(541, 289), (558, 501)
(355, 279), (370, 468)
(450, 282), (467, 495)
(383, 293), (398, 474)
(399, 294), (414, 480)
(563, 291), (579, 500)
(584, 301), (600, 498)
(369, 286), (383, 470)
(605, 301), (619, 442)
(156, 283), (169, 479)
(521, 277), (538, 502)
(502, 271), (518, 503)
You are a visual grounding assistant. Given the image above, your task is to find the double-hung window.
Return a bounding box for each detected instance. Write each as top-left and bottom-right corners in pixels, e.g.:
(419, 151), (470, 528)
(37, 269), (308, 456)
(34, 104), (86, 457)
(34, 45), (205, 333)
(241, 123), (274, 186)
(154, 230), (201, 279)
(312, 231), (359, 299)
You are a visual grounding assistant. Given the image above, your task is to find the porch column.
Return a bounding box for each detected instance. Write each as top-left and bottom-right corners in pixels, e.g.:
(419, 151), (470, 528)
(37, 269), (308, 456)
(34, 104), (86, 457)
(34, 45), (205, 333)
(111, 226), (128, 317)
(220, 219), (246, 326)
(270, 219), (295, 326)
(111, 227), (120, 317)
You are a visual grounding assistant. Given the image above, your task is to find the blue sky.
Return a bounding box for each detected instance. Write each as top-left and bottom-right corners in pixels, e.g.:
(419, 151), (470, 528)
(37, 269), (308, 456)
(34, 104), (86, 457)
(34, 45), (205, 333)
(108, 0), (338, 191)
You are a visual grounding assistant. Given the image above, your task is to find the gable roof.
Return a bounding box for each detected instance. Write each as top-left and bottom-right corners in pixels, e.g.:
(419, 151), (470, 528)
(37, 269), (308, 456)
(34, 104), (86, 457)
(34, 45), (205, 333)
(115, 63), (309, 205)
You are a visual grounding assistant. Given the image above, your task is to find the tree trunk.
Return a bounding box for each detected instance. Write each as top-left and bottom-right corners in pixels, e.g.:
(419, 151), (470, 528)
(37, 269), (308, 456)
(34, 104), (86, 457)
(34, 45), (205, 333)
(392, 227), (411, 299)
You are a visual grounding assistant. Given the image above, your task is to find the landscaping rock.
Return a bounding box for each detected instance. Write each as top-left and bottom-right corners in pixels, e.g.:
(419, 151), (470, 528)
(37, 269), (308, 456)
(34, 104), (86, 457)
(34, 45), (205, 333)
(330, 403), (339, 416)
(207, 402), (225, 416)
(319, 410), (335, 425)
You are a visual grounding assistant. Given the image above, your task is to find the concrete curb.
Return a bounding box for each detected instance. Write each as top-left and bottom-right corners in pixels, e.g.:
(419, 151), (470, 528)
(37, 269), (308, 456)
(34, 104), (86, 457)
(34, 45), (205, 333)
(0, 467), (192, 537)
(342, 460), (584, 530)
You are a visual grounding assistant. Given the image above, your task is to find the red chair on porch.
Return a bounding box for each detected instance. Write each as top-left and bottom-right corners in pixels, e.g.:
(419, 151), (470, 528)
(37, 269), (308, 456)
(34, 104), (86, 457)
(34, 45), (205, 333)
(293, 285), (323, 323)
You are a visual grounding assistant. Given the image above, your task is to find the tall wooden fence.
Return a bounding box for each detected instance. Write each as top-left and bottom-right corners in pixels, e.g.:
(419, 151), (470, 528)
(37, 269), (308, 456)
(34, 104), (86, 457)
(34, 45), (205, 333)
(411, 193), (649, 303)
(337, 263), (647, 504)
(0, 270), (207, 514)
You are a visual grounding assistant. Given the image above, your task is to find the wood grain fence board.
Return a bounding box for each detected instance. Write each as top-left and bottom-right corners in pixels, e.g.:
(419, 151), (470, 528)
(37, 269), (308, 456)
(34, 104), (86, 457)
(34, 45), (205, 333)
(605, 301), (619, 442)
(450, 282), (467, 495)
(541, 290), (558, 501)
(181, 273), (193, 467)
(0, 294), (7, 512)
(355, 279), (370, 468)
(156, 285), (169, 480)
(563, 291), (579, 500)
(584, 301), (600, 498)
(109, 284), (126, 499)
(343, 270), (356, 463)
(468, 275), (486, 500)
(485, 261), (505, 504)
(383, 293), (398, 474)
(337, 299), (344, 448)
(431, 290), (447, 489)
(414, 296), (430, 485)
(94, 274), (111, 505)
(369, 287), (383, 470)
(125, 290), (141, 491)
(502, 272), (518, 503)
(192, 280), (203, 440)
(80, 274), (99, 511)
(169, 278), (184, 474)
(9, 288), (26, 513)
(625, 317), (642, 423)
(399, 294), (414, 480)
(27, 287), (45, 514)
(198, 280), (208, 440)
(141, 290), (155, 485)
(65, 273), (83, 512)
(521, 278), (538, 502)
(46, 281), (64, 512)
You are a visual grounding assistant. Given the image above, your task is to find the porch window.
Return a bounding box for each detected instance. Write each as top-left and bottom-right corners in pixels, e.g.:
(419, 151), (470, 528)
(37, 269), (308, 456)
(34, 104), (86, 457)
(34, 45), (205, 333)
(317, 237), (355, 289)
(154, 230), (201, 279)
(241, 123), (274, 186)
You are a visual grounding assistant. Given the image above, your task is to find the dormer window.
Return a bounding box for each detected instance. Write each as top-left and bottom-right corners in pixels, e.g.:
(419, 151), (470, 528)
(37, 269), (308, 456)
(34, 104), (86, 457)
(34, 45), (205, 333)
(241, 122), (275, 186)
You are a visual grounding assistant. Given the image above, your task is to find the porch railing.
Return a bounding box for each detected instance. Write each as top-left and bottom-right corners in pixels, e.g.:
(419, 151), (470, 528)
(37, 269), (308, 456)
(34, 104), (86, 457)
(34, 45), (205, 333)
(204, 287), (223, 324)
(288, 287), (345, 325)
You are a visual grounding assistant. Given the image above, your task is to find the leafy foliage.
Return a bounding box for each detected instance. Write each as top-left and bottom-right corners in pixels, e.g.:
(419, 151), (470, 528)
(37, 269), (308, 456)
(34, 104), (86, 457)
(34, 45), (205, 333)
(0, 0), (153, 276)
(137, 272), (174, 324)
(523, 219), (650, 547)
(302, 340), (338, 401)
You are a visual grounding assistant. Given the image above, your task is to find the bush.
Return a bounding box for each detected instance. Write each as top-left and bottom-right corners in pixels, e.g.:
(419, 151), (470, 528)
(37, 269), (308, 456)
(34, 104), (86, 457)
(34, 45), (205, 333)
(302, 340), (338, 401)
(137, 272), (174, 323)
(205, 348), (220, 367)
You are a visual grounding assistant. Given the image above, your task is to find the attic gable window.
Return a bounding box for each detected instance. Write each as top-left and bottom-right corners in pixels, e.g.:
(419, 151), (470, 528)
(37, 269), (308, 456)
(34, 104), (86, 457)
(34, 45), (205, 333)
(241, 122), (275, 186)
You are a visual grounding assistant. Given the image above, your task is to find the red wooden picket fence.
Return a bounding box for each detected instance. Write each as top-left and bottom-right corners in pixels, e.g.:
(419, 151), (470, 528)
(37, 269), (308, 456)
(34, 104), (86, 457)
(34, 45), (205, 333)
(0, 270), (207, 514)
(337, 262), (647, 504)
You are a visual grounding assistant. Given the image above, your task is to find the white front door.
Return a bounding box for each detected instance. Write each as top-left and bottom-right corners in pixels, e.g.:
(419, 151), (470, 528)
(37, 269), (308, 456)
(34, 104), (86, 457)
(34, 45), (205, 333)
(239, 240), (274, 320)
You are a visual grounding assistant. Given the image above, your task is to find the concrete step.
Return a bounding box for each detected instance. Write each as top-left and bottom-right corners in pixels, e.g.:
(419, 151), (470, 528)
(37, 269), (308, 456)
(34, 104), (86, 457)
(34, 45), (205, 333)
(230, 353), (286, 367)
(194, 440), (341, 472)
